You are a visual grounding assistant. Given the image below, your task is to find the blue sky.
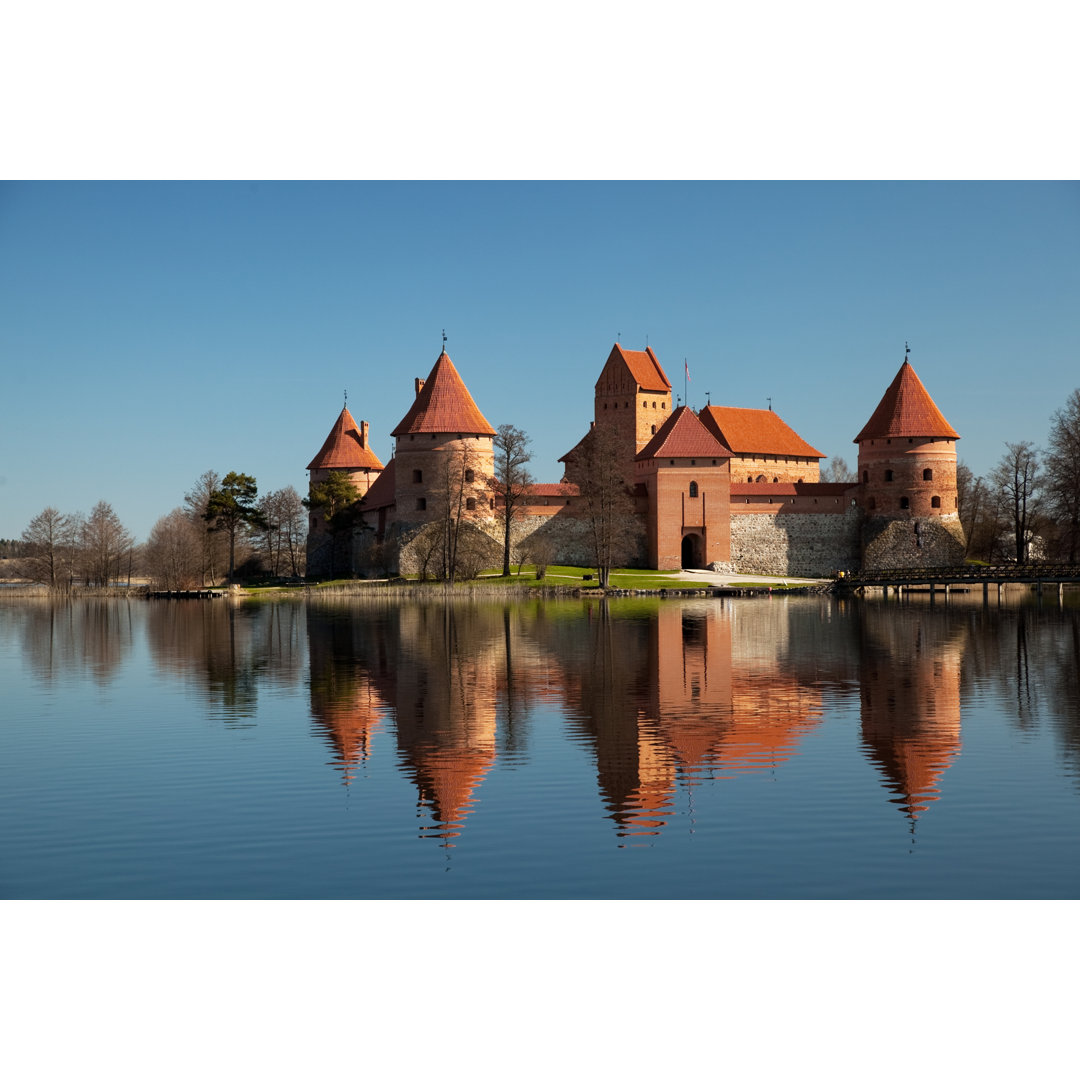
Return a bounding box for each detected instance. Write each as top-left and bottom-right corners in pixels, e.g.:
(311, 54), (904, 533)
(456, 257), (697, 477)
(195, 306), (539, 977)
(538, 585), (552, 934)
(1, 180), (1077, 542)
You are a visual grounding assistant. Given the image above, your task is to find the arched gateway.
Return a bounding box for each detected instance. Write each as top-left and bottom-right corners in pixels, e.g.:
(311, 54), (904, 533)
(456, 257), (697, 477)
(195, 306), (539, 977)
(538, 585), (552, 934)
(681, 534), (702, 569)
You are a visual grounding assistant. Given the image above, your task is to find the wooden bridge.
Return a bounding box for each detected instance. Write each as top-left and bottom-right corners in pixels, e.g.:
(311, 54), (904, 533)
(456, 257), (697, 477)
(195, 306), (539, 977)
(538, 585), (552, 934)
(840, 563), (1080, 601)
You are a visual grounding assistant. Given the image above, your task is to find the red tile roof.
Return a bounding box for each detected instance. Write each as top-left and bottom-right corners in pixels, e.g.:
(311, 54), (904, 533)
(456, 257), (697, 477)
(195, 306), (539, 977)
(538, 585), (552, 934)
(359, 457), (396, 510)
(699, 406), (824, 459)
(306, 407), (385, 471)
(527, 483), (581, 497)
(390, 351), (496, 437)
(608, 344), (671, 392)
(636, 406), (731, 460)
(854, 360), (959, 442)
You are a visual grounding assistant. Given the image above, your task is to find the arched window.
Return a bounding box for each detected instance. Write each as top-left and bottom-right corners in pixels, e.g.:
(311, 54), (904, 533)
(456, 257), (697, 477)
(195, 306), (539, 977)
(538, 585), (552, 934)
(689, 481), (699, 498)
(465, 469), (474, 482)
(642, 401), (648, 408)
(923, 468), (933, 481)
(756, 474), (766, 482)
(412, 469), (423, 484)
(885, 469), (894, 482)
(466, 497), (476, 510)
(862, 470), (868, 484)
(651, 425), (656, 434)
(900, 496), (910, 509)
(931, 495), (941, 508)
(772, 477), (779, 483)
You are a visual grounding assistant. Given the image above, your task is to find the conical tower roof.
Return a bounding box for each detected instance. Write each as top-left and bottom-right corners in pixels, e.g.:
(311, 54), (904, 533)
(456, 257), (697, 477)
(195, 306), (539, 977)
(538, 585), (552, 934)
(307, 407), (385, 471)
(391, 351), (496, 437)
(854, 360), (959, 443)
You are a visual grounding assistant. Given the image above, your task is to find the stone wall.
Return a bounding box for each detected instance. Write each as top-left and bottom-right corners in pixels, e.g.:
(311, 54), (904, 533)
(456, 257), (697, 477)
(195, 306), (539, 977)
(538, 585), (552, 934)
(728, 508), (861, 577)
(860, 514), (966, 570)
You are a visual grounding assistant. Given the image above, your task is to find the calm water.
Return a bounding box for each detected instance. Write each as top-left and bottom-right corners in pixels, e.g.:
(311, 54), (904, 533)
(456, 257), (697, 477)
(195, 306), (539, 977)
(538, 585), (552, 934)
(2, 591), (1079, 898)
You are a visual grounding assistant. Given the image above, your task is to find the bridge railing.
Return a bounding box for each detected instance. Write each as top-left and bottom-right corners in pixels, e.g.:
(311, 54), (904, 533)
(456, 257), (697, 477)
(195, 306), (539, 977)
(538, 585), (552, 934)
(845, 564), (1080, 585)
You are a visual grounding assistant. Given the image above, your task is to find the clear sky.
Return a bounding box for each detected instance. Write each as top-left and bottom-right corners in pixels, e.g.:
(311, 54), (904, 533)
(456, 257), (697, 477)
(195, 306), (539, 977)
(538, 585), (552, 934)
(1, 180), (1077, 542)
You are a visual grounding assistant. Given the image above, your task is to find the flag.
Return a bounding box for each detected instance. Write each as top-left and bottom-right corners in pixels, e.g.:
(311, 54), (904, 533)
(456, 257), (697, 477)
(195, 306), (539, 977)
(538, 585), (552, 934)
(685, 360), (691, 382)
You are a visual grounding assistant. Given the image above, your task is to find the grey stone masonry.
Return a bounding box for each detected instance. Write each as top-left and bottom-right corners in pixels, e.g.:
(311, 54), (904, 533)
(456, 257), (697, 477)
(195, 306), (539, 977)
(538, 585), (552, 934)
(729, 509), (861, 577)
(861, 515), (966, 571)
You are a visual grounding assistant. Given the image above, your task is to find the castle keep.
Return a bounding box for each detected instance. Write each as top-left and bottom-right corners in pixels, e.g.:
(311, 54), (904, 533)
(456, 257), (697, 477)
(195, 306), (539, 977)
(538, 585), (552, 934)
(305, 343), (965, 578)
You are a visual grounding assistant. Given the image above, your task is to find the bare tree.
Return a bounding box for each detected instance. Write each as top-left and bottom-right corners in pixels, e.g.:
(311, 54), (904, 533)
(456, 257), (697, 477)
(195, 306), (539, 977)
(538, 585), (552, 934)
(21, 507), (78, 589)
(184, 470), (227, 585)
(435, 443), (489, 583)
(494, 424), (534, 576)
(258, 486), (307, 578)
(80, 501), (135, 587)
(956, 461), (989, 559)
(576, 423), (639, 588)
(990, 441), (1042, 563)
(821, 456), (857, 483)
(1044, 388), (1080, 563)
(145, 508), (203, 589)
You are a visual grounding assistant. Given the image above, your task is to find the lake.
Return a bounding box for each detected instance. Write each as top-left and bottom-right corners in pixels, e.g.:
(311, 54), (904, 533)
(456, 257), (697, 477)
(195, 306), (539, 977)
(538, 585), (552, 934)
(2, 590), (1078, 898)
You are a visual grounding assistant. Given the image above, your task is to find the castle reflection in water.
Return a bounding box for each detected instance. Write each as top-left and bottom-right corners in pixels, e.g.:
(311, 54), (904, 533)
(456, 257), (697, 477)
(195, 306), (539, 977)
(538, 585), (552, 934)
(296, 594), (1006, 844)
(11, 592), (1078, 848)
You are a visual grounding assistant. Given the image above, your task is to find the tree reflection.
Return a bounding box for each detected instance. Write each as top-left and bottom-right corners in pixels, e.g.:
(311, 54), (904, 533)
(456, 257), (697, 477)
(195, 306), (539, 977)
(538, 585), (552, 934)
(144, 600), (303, 724)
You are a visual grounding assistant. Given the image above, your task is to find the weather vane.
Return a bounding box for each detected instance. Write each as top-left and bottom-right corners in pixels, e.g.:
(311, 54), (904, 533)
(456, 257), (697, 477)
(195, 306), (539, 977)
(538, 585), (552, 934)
(344, 388), (348, 408)
(905, 341), (911, 359)
(442, 329), (447, 352)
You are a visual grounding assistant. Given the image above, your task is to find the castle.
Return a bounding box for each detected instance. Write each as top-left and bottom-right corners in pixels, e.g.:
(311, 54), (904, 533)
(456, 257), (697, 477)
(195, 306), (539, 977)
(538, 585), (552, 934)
(305, 343), (966, 578)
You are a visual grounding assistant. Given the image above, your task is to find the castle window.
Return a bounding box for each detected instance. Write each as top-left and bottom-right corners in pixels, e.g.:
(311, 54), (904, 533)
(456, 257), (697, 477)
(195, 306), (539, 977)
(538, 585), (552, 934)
(756, 474), (766, 482)
(603, 403), (608, 409)
(900, 496), (910, 509)
(490, 499), (495, 509)
(466, 497), (476, 510)
(923, 468), (933, 481)
(863, 471), (868, 484)
(465, 469), (475, 483)
(416, 498), (426, 510)
(643, 401), (648, 408)
(651, 425), (656, 434)
(772, 477), (779, 483)
(931, 495), (941, 508)
(689, 481), (699, 498)
(310, 516), (317, 529)
(661, 402), (665, 409)
(412, 469), (423, 483)
(670, 460), (675, 466)
(652, 401), (657, 408)
(625, 402), (629, 408)
(432, 434), (436, 439)
(691, 460), (696, 466)
(885, 470), (894, 482)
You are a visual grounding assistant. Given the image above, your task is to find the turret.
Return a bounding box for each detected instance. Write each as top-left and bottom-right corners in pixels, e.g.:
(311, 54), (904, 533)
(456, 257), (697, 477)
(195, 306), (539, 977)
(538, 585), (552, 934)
(854, 354), (965, 567)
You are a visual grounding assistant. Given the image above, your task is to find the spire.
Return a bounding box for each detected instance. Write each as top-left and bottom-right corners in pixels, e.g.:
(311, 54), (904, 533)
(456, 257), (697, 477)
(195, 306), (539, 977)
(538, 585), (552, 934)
(307, 406), (385, 471)
(391, 350), (496, 437)
(854, 358), (959, 443)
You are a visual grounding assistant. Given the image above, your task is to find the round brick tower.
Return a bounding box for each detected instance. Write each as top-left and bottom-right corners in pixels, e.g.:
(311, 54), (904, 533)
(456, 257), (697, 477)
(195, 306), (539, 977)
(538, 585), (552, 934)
(391, 349), (496, 528)
(854, 356), (965, 567)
